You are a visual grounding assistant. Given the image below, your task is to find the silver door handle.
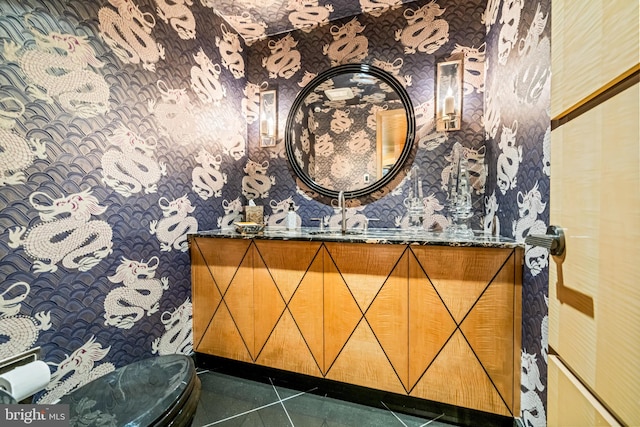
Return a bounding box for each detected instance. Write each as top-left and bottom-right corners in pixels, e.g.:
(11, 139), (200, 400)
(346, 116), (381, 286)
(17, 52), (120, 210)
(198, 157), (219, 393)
(525, 225), (566, 256)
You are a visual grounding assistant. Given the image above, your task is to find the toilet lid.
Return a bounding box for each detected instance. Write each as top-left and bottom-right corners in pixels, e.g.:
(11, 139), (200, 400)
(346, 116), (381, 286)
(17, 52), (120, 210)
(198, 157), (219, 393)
(59, 354), (197, 426)
(0, 388), (16, 404)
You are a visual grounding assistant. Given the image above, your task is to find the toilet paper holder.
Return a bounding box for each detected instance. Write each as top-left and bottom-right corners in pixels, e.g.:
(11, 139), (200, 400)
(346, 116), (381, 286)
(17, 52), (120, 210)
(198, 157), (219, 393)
(0, 346), (42, 375)
(0, 347), (44, 403)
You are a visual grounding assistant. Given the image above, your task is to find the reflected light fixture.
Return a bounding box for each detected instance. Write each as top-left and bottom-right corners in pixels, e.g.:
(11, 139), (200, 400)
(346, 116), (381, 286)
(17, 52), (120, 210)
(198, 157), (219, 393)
(350, 73), (376, 85)
(324, 87), (355, 101)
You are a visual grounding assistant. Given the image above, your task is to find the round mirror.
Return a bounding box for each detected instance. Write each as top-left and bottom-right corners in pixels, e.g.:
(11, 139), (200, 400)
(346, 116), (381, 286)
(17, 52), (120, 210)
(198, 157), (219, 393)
(285, 64), (415, 199)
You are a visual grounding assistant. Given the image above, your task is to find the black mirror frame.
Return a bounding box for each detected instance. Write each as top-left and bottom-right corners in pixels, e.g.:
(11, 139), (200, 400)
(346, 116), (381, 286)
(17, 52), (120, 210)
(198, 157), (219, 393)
(285, 63), (416, 199)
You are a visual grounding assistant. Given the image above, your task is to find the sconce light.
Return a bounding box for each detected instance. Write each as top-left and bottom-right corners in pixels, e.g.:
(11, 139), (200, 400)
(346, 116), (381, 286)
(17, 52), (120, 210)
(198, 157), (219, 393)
(436, 59), (463, 131)
(260, 89), (277, 147)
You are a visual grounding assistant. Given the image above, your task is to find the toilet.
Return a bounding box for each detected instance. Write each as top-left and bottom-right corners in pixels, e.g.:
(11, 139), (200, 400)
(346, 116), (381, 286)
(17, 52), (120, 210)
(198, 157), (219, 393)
(57, 354), (201, 426)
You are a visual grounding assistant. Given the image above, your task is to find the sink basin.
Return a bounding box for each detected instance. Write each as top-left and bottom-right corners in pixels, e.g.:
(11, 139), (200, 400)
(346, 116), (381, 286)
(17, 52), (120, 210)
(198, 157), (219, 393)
(309, 229), (363, 236)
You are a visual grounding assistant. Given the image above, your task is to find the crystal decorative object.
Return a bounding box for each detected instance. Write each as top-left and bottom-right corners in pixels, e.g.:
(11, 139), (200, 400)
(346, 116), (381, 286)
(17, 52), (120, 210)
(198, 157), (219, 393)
(445, 142), (474, 238)
(405, 166), (424, 231)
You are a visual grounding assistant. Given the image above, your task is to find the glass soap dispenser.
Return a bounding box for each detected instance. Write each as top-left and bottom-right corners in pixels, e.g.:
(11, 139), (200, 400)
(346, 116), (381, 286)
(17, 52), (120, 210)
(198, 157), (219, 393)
(286, 203), (297, 230)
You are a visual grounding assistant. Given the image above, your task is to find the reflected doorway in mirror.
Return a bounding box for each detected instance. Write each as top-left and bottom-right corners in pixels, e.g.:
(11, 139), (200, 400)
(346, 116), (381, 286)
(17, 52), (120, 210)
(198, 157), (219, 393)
(376, 109), (408, 179)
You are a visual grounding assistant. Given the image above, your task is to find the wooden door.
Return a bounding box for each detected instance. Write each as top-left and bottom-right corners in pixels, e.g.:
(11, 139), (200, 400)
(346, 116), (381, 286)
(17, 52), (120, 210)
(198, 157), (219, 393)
(547, 1), (639, 425)
(376, 109), (407, 178)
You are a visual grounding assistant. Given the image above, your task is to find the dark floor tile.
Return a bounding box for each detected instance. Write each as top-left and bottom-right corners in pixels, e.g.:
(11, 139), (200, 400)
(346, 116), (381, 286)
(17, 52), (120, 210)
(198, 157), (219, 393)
(281, 391), (437, 427)
(193, 371), (290, 426)
(193, 371), (454, 427)
(198, 370), (277, 403)
(193, 403), (291, 427)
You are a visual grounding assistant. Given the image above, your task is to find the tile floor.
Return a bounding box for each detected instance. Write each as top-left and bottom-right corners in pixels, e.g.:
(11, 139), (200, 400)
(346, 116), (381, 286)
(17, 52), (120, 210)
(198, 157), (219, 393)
(192, 369), (455, 427)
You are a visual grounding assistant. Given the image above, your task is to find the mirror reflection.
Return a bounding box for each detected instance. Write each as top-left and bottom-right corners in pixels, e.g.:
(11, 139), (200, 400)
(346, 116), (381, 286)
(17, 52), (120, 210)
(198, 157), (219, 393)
(286, 64), (415, 198)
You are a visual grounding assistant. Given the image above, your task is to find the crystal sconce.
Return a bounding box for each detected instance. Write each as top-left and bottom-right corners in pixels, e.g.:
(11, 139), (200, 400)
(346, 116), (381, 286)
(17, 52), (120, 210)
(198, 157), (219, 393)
(436, 59), (462, 131)
(260, 89), (277, 147)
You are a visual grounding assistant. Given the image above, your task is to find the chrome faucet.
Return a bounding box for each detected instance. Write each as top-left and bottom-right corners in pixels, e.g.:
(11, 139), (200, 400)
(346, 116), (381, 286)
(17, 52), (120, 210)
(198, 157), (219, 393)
(338, 190), (346, 234)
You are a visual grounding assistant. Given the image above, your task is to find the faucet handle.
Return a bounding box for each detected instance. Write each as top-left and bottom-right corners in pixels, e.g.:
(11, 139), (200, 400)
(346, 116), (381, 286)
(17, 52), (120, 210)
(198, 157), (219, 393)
(363, 218), (379, 232)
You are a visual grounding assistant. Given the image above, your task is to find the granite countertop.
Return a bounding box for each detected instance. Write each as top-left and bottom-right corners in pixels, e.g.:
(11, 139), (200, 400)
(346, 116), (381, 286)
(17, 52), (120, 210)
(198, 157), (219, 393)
(190, 227), (522, 249)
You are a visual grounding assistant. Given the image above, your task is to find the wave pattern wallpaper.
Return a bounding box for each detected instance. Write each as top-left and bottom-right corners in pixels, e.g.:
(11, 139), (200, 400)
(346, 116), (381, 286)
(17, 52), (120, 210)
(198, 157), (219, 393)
(0, 0), (247, 403)
(485, 1), (551, 424)
(0, 0), (550, 422)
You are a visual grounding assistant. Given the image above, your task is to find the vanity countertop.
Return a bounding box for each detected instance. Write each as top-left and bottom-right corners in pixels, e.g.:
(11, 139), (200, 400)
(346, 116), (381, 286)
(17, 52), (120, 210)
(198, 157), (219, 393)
(190, 227), (522, 249)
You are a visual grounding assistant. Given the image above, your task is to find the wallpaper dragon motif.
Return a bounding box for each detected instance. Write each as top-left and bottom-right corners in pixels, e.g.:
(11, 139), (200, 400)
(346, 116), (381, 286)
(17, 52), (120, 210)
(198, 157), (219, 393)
(0, 0), (550, 423)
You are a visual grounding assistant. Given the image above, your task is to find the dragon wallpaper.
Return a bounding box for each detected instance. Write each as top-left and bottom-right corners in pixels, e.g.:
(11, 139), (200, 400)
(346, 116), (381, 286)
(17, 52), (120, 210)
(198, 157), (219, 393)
(0, 0), (549, 424)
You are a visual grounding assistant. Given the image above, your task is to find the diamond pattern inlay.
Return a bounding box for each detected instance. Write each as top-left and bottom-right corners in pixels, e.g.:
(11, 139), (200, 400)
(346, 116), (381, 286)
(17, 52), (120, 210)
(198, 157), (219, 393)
(326, 320), (406, 395)
(255, 240), (322, 302)
(223, 249), (255, 358)
(201, 302), (252, 363)
(192, 238), (521, 418)
(191, 240), (223, 348)
(412, 247), (512, 323)
(199, 238), (251, 296)
(324, 249), (363, 372)
(460, 253), (515, 411)
(410, 331), (511, 416)
(253, 245), (287, 359)
(288, 250), (324, 372)
(325, 242), (405, 311)
(408, 251), (458, 391)
(256, 310), (322, 377)
(366, 251), (409, 390)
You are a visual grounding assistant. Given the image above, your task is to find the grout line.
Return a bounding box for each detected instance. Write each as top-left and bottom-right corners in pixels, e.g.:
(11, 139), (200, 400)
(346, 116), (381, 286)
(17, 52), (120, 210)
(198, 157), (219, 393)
(270, 377), (295, 427)
(199, 389), (309, 426)
(419, 413), (445, 426)
(381, 401), (445, 427)
(380, 401), (408, 427)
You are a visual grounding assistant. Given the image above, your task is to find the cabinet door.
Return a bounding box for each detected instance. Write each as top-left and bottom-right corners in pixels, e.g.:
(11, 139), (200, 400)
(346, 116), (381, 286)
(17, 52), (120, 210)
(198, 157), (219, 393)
(408, 246), (521, 417)
(191, 237), (253, 362)
(323, 243), (408, 395)
(254, 240), (324, 377)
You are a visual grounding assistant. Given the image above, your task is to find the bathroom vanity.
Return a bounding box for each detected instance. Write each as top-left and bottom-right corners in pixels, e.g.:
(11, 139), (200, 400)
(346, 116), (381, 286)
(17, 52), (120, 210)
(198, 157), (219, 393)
(190, 228), (523, 419)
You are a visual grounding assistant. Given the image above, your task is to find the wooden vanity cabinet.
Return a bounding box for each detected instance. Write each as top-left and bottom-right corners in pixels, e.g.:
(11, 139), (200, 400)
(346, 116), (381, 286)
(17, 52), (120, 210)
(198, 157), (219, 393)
(191, 237), (522, 417)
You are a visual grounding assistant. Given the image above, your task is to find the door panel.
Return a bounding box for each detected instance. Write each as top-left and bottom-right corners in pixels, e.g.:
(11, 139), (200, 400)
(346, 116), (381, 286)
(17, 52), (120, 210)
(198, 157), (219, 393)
(549, 82), (640, 423)
(548, 355), (621, 427)
(550, 0), (640, 423)
(550, 0), (639, 117)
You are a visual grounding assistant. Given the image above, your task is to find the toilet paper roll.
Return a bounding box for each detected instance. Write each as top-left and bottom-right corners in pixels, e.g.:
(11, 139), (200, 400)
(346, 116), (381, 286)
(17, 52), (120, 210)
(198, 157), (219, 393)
(0, 360), (51, 402)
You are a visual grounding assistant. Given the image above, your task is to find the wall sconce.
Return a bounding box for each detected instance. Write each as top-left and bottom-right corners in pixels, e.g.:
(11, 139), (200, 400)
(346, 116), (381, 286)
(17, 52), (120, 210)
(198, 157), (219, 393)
(260, 89), (277, 147)
(436, 59), (463, 131)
